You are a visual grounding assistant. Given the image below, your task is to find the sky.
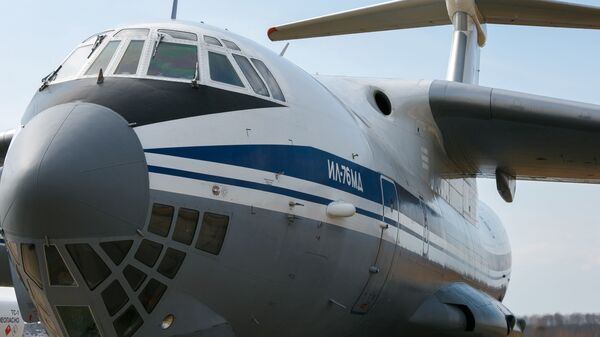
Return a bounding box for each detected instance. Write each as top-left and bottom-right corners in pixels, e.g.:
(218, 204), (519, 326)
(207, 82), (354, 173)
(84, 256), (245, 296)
(0, 0), (599, 316)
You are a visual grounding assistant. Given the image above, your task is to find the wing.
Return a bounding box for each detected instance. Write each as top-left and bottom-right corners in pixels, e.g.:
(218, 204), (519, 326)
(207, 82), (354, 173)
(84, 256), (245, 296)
(267, 0), (600, 41)
(429, 80), (600, 183)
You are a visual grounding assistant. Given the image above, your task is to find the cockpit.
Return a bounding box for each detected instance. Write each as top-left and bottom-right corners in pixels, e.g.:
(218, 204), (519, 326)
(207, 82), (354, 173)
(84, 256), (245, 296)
(46, 24), (286, 103)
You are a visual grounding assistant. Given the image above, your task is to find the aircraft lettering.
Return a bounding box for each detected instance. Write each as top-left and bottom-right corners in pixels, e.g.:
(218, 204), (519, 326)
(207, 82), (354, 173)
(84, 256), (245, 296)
(327, 160), (363, 192)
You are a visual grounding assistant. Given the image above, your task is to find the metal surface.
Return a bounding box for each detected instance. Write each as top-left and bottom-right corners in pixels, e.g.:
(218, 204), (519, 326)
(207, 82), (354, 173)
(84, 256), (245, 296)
(171, 0), (178, 20)
(0, 103), (149, 239)
(267, 0), (600, 41)
(429, 80), (600, 182)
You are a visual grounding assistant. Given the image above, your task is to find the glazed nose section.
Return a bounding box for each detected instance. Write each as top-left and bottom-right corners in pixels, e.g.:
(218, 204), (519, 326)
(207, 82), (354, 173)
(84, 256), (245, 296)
(0, 103), (149, 239)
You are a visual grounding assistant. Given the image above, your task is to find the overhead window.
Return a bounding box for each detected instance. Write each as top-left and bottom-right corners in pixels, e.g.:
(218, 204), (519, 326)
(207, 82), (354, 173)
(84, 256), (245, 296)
(85, 40), (120, 75)
(115, 41), (145, 75)
(54, 45), (94, 82)
(148, 42), (197, 79)
(66, 243), (111, 290)
(56, 306), (101, 337)
(158, 29), (198, 41)
(113, 305), (143, 337)
(44, 245), (76, 286)
(196, 213), (230, 255)
(204, 36), (222, 46)
(21, 244), (43, 289)
(222, 39), (241, 51)
(148, 204), (174, 237)
(252, 59), (286, 102)
(172, 208), (199, 245)
(208, 52), (244, 87)
(114, 28), (150, 38)
(233, 55), (269, 97)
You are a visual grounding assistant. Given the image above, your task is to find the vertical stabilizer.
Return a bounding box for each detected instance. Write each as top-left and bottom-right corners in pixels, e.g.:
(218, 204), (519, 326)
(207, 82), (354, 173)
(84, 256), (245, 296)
(445, 0), (486, 84)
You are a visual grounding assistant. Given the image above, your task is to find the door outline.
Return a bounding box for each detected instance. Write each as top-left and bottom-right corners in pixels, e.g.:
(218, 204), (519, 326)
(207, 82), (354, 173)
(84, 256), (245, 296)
(351, 175), (399, 314)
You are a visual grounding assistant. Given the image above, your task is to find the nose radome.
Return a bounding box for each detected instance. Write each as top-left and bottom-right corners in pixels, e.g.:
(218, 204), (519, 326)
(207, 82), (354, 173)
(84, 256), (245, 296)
(0, 103), (149, 239)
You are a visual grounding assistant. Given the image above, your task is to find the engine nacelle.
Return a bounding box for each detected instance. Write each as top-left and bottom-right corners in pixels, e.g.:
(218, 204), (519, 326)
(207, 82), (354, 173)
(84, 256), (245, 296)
(410, 283), (524, 337)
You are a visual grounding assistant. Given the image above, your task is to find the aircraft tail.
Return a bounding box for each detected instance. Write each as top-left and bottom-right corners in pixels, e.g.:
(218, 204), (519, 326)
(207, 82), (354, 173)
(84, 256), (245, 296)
(268, 0), (600, 84)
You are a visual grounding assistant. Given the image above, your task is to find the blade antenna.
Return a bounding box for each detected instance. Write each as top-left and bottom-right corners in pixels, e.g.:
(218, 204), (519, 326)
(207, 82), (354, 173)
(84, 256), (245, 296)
(171, 0), (178, 20)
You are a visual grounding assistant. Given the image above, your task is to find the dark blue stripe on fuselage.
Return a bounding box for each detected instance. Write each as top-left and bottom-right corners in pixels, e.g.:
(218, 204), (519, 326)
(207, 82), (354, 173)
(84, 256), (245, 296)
(146, 145), (400, 205)
(147, 165), (387, 225)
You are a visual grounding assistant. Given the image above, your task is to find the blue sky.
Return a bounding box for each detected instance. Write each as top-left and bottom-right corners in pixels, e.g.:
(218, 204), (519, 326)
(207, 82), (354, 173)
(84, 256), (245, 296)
(0, 0), (599, 316)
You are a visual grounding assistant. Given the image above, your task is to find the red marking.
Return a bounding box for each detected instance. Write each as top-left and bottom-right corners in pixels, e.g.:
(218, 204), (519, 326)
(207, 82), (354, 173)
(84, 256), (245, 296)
(5, 325), (11, 335)
(267, 27), (278, 40)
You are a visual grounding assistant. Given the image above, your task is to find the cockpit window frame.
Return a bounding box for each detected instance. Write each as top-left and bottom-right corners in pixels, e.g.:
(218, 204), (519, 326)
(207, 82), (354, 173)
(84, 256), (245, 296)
(141, 30), (202, 84)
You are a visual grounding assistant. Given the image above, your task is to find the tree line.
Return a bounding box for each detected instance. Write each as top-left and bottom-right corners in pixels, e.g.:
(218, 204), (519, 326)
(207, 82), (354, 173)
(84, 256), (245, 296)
(524, 313), (600, 337)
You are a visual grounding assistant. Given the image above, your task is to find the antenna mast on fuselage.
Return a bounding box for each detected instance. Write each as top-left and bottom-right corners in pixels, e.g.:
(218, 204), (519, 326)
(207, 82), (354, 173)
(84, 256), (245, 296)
(171, 0), (178, 20)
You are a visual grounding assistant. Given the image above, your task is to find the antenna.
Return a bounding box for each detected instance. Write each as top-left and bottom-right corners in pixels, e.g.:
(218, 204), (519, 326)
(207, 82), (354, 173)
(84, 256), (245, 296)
(279, 43), (290, 57)
(171, 0), (178, 20)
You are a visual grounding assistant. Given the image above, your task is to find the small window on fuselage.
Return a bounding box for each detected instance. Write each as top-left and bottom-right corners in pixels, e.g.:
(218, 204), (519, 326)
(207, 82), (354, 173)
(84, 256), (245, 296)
(222, 39), (241, 51)
(114, 28), (150, 38)
(158, 29), (198, 41)
(148, 42), (198, 80)
(115, 40), (145, 75)
(208, 51), (244, 87)
(204, 35), (222, 46)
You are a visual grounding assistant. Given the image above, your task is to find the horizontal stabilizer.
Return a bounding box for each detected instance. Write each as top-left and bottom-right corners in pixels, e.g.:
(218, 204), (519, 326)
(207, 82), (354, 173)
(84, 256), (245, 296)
(268, 0), (600, 41)
(429, 80), (600, 182)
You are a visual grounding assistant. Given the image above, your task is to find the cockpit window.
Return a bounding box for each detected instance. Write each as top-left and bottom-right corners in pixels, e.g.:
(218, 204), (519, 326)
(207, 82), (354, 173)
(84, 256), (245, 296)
(148, 43), (198, 79)
(54, 45), (93, 82)
(85, 41), (120, 76)
(232, 54), (269, 97)
(251, 58), (286, 102)
(115, 40), (145, 75)
(208, 51), (244, 87)
(114, 28), (150, 38)
(158, 29), (198, 41)
(204, 36), (222, 47)
(222, 39), (241, 51)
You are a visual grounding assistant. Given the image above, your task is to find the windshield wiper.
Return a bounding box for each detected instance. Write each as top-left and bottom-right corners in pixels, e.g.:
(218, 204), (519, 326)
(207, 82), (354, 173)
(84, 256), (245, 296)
(88, 34), (106, 58)
(152, 33), (165, 58)
(39, 65), (62, 92)
(191, 62), (200, 88)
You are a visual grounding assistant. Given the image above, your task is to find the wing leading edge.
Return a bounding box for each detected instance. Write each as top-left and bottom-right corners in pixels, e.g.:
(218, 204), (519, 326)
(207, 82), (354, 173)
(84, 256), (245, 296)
(429, 80), (600, 183)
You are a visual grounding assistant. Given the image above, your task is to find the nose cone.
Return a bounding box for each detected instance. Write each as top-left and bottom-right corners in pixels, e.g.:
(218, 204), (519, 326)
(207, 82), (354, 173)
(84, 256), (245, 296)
(0, 103), (149, 239)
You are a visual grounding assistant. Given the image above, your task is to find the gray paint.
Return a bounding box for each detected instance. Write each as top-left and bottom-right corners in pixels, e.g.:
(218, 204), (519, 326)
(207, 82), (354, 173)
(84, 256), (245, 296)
(429, 80), (600, 182)
(0, 103), (149, 239)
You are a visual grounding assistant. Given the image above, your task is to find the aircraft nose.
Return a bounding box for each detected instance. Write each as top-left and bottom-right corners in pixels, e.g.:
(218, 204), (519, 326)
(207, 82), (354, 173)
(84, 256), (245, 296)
(0, 103), (149, 240)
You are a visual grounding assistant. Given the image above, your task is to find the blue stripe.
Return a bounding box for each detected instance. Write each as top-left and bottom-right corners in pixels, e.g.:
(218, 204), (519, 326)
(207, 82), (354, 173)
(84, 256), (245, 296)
(148, 165), (397, 227)
(146, 145), (384, 203)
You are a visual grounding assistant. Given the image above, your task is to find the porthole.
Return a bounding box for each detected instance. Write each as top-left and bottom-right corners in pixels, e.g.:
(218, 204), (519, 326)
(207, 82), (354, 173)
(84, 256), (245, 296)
(373, 90), (392, 116)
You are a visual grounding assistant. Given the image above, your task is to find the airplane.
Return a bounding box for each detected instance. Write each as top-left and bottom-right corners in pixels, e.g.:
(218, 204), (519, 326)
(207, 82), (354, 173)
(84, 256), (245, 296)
(0, 0), (599, 336)
(0, 265), (25, 337)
